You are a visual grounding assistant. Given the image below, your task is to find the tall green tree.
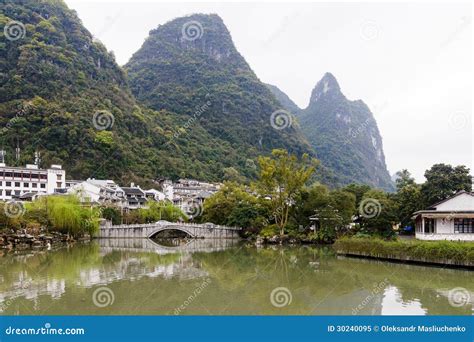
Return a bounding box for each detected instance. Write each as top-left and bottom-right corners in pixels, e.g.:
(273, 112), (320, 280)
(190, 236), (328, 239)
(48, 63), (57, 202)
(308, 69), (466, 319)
(200, 182), (269, 235)
(256, 149), (318, 236)
(421, 164), (472, 206)
(393, 169), (422, 229)
(342, 183), (371, 209)
(395, 169), (416, 191)
(359, 190), (398, 237)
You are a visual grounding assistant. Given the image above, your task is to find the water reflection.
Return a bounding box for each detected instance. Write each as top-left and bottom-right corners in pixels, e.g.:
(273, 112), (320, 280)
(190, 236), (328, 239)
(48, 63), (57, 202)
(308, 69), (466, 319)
(0, 241), (472, 315)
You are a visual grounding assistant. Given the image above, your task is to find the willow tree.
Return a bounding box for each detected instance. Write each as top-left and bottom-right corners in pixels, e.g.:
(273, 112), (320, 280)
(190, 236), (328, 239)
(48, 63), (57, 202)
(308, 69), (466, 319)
(256, 149), (318, 236)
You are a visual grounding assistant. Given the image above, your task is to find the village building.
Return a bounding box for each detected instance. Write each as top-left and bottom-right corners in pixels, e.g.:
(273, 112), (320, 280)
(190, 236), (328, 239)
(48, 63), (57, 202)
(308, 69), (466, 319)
(121, 184), (147, 209)
(412, 190), (474, 241)
(0, 163), (66, 201)
(144, 189), (166, 202)
(67, 179), (126, 207)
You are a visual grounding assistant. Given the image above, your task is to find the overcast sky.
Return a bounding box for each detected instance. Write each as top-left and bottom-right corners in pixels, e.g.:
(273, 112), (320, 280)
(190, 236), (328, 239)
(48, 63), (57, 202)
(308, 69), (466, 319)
(66, 0), (472, 182)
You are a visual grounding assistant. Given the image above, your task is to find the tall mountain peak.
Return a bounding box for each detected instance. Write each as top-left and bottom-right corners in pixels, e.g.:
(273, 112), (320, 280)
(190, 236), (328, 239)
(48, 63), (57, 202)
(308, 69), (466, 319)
(129, 13), (244, 67)
(126, 13), (316, 182)
(299, 73), (393, 190)
(309, 72), (343, 104)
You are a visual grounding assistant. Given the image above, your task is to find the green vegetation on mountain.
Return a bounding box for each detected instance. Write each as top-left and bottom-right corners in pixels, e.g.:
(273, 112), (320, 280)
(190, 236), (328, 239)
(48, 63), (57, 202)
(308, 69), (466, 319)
(0, 2), (327, 185)
(268, 73), (394, 191)
(125, 13), (324, 183)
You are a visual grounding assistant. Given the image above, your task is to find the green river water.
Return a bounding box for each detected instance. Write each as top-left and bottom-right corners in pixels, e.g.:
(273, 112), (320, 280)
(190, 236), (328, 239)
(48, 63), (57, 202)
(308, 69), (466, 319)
(0, 239), (472, 315)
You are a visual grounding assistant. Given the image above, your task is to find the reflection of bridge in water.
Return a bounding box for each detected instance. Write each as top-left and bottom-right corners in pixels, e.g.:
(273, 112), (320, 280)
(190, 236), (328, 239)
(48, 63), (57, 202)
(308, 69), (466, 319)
(98, 237), (239, 255)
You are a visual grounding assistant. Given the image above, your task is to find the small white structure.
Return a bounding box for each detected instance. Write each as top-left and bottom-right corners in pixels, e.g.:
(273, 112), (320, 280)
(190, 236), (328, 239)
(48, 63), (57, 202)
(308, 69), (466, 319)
(412, 191), (474, 241)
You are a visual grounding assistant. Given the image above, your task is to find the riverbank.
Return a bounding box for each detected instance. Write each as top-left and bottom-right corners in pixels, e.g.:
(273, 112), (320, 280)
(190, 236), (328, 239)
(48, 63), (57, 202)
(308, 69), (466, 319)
(334, 237), (474, 268)
(0, 229), (88, 250)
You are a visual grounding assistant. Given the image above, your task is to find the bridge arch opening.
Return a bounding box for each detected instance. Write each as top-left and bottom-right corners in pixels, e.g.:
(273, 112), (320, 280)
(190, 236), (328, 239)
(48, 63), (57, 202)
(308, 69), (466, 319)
(149, 229), (193, 239)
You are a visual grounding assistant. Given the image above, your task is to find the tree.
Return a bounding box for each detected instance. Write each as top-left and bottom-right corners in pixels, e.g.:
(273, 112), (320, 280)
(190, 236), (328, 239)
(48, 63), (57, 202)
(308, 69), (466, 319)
(342, 183), (371, 209)
(395, 183), (422, 229)
(421, 164), (472, 206)
(290, 185), (355, 242)
(359, 190), (398, 237)
(199, 182), (269, 235)
(255, 149), (318, 236)
(395, 169), (416, 191)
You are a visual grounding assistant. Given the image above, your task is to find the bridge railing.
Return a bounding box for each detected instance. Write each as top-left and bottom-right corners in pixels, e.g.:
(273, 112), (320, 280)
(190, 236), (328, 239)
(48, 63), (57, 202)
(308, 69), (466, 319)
(102, 221), (241, 231)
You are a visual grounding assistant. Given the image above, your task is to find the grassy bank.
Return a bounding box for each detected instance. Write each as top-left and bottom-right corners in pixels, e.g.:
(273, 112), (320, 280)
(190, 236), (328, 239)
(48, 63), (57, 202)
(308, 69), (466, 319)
(334, 237), (474, 267)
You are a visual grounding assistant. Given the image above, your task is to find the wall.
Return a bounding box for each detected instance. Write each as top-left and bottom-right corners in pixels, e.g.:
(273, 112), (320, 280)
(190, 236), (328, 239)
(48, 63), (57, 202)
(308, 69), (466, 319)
(416, 232), (474, 241)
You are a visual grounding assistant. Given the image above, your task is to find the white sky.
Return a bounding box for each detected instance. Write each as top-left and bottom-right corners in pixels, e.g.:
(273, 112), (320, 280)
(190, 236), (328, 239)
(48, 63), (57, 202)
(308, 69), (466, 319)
(66, 0), (473, 182)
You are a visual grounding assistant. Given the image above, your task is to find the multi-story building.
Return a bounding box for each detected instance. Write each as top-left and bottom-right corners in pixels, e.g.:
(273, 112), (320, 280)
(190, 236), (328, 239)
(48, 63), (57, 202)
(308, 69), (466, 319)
(121, 184), (147, 209)
(0, 163), (66, 201)
(172, 179), (219, 197)
(67, 179), (126, 207)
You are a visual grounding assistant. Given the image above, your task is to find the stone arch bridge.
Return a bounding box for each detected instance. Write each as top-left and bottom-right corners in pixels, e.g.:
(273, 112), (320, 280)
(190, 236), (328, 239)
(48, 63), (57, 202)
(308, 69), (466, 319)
(98, 220), (241, 239)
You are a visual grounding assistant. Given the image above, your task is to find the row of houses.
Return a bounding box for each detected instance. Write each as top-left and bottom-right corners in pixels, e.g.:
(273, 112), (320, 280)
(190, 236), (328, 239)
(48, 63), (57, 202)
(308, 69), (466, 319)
(1, 163), (472, 241)
(0, 163), (220, 213)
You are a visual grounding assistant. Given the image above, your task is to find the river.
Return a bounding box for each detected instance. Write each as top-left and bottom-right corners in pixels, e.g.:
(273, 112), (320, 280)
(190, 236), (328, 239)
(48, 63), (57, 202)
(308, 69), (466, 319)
(0, 239), (472, 315)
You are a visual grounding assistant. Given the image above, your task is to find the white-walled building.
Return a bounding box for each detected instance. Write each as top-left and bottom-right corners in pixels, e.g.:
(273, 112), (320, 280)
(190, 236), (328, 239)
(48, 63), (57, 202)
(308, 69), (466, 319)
(144, 189), (166, 202)
(67, 179), (126, 207)
(413, 191), (474, 241)
(0, 163), (66, 201)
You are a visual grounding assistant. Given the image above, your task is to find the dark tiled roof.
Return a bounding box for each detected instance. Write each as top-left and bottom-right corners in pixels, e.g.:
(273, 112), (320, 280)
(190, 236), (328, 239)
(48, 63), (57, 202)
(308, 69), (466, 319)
(121, 187), (145, 195)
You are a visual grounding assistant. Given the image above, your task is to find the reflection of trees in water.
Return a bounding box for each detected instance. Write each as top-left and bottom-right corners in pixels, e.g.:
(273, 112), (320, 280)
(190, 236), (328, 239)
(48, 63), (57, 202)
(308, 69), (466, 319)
(193, 247), (473, 315)
(0, 243), (472, 315)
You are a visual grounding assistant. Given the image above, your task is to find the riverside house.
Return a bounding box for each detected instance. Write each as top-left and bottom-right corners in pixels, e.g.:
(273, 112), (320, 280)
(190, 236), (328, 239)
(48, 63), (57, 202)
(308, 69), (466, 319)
(412, 190), (474, 241)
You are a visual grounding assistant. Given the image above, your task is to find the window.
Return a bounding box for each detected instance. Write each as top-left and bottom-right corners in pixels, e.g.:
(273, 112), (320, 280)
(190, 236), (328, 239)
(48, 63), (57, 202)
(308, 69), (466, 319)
(14, 172), (21, 178)
(5, 190), (11, 196)
(40, 184), (46, 189)
(454, 218), (474, 234)
(14, 182), (20, 187)
(14, 190), (20, 195)
(24, 183), (29, 188)
(32, 183), (37, 188)
(57, 174), (62, 180)
(56, 182), (61, 188)
(5, 182), (11, 187)
(424, 218), (436, 233)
